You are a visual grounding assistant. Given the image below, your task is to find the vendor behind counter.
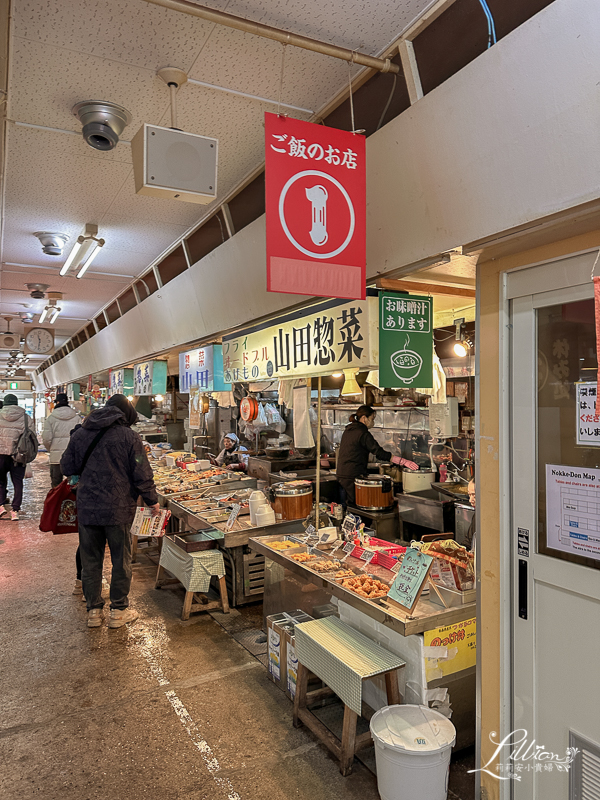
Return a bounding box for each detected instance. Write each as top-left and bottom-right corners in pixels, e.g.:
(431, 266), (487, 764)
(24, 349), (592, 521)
(211, 433), (248, 472)
(336, 405), (418, 505)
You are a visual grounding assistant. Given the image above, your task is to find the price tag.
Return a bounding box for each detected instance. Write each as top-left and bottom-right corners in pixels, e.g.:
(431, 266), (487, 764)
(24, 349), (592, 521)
(342, 514), (358, 536)
(360, 550), (375, 563)
(305, 524), (317, 536)
(341, 541), (356, 561)
(226, 503), (242, 531)
(391, 561), (402, 574)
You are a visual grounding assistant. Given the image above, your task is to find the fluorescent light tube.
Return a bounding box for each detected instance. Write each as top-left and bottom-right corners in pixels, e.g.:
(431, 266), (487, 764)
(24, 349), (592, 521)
(60, 237), (84, 276)
(48, 307), (61, 324)
(76, 241), (103, 278)
(39, 307), (49, 324)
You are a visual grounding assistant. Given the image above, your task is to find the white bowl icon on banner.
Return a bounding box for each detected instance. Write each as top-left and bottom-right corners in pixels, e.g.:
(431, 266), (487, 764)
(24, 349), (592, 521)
(305, 185), (328, 246)
(391, 335), (423, 383)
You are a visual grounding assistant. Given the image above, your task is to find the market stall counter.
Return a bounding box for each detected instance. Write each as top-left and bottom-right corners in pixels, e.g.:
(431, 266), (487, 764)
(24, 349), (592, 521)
(249, 533), (476, 750)
(164, 483), (310, 607)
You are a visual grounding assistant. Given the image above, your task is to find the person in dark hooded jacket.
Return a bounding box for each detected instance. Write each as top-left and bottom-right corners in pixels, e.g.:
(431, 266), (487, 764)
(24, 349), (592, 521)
(61, 394), (159, 629)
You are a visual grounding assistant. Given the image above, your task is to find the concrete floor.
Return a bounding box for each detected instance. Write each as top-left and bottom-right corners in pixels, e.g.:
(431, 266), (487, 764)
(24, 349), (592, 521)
(0, 458), (474, 800)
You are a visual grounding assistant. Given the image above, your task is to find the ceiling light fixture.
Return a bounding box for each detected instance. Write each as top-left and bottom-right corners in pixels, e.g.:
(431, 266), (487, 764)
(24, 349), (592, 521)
(341, 369), (362, 396)
(453, 317), (473, 358)
(38, 292), (63, 325)
(60, 223), (105, 277)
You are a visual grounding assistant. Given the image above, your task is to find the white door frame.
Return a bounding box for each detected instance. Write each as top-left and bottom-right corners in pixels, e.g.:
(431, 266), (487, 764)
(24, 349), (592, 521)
(496, 247), (599, 800)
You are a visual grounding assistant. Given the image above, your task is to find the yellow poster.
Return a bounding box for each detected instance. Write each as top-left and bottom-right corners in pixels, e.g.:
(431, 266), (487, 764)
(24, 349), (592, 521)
(423, 617), (476, 681)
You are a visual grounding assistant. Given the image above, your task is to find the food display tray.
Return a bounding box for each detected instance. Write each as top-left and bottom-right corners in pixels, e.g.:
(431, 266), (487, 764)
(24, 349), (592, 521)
(172, 530), (224, 552)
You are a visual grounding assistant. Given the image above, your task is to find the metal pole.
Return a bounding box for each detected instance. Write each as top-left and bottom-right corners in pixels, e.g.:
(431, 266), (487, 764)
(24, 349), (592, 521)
(315, 375), (322, 526)
(145, 0), (399, 75)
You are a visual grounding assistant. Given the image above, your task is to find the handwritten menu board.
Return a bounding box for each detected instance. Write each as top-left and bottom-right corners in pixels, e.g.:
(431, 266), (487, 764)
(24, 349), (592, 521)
(387, 549), (433, 613)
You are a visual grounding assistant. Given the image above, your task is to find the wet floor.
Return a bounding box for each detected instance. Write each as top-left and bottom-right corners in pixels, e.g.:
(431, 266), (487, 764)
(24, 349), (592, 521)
(0, 457), (474, 800)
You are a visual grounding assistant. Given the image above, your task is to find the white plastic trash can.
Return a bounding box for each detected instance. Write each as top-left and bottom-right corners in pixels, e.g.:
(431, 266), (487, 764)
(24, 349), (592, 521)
(370, 705), (456, 800)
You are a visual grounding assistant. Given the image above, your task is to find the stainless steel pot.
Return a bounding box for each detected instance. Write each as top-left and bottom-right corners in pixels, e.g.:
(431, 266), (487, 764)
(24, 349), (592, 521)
(402, 468), (436, 494)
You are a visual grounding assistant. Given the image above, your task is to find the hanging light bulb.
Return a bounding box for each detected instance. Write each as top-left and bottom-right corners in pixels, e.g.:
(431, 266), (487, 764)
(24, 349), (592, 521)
(341, 369), (361, 396)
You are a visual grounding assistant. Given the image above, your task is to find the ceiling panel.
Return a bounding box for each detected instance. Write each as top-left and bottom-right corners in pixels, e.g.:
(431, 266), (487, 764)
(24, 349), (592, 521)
(13, 0), (229, 72)
(3, 0), (436, 369)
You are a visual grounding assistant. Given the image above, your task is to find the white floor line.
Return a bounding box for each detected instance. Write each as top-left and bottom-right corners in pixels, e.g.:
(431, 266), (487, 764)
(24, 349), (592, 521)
(165, 689), (242, 800)
(131, 623), (242, 800)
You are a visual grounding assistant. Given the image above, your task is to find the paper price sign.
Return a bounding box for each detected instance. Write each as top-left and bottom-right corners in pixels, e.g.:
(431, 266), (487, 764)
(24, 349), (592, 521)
(391, 561), (402, 573)
(341, 541), (356, 561)
(226, 503), (242, 531)
(342, 514), (358, 536)
(387, 549), (433, 613)
(359, 550), (376, 571)
(305, 524), (317, 536)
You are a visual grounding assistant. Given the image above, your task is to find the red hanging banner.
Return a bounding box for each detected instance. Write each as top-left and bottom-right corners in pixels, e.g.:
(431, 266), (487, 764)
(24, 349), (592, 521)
(594, 276), (600, 415)
(265, 112), (366, 300)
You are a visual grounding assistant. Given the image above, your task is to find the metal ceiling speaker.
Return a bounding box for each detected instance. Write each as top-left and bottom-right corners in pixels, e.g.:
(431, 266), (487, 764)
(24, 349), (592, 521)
(25, 283), (49, 299)
(34, 231), (69, 256)
(72, 100), (132, 151)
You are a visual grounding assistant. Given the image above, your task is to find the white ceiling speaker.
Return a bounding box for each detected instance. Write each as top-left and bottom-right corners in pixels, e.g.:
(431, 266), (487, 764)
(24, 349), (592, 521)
(0, 318), (18, 349)
(131, 67), (218, 204)
(72, 100), (132, 151)
(132, 124), (218, 204)
(34, 232), (69, 256)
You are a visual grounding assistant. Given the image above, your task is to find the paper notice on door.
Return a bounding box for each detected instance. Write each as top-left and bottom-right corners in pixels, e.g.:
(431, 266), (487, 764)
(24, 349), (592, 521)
(575, 382), (600, 446)
(546, 464), (600, 562)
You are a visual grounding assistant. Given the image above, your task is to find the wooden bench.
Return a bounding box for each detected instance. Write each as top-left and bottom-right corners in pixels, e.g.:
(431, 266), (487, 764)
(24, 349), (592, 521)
(292, 617), (405, 776)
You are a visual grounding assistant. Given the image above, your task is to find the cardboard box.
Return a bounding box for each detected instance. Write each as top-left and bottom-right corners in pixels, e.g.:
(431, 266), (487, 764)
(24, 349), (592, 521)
(266, 610), (313, 696)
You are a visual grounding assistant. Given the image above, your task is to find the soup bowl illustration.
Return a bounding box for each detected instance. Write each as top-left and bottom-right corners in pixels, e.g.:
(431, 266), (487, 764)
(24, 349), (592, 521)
(391, 348), (423, 383)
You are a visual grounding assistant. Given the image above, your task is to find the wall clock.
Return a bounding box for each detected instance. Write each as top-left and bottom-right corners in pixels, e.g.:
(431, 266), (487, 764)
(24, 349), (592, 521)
(24, 327), (54, 355)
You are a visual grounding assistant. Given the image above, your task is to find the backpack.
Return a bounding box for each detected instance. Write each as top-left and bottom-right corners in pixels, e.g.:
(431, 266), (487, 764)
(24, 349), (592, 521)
(14, 411), (39, 464)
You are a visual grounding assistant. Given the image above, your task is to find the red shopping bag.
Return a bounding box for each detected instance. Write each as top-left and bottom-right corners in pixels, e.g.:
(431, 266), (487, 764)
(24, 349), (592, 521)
(39, 480), (79, 535)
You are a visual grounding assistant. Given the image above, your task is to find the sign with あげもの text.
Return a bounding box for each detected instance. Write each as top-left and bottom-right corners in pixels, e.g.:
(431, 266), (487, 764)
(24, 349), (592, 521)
(222, 296), (378, 383)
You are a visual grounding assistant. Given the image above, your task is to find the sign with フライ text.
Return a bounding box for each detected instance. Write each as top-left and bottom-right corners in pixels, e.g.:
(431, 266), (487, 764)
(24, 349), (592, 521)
(387, 548), (433, 612)
(576, 382), (600, 446)
(134, 360), (167, 397)
(178, 345), (226, 393)
(265, 112), (365, 300)
(379, 292), (433, 389)
(222, 296), (377, 383)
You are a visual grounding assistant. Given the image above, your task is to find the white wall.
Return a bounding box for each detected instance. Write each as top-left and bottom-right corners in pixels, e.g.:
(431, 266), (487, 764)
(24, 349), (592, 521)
(40, 0), (600, 387)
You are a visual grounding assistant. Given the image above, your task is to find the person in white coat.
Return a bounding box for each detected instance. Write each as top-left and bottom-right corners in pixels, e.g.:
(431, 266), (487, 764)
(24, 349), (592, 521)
(0, 394), (33, 520)
(42, 393), (83, 488)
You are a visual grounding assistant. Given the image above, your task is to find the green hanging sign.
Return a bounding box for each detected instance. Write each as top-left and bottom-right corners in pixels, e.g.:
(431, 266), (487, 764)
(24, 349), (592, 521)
(379, 292), (433, 388)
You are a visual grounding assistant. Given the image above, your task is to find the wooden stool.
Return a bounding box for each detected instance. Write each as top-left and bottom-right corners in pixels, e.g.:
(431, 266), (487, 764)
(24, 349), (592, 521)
(292, 617), (405, 776)
(155, 563), (230, 620)
(154, 537), (230, 620)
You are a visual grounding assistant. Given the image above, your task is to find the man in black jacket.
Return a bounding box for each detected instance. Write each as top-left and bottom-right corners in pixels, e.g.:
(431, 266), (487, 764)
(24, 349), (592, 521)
(61, 394), (159, 629)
